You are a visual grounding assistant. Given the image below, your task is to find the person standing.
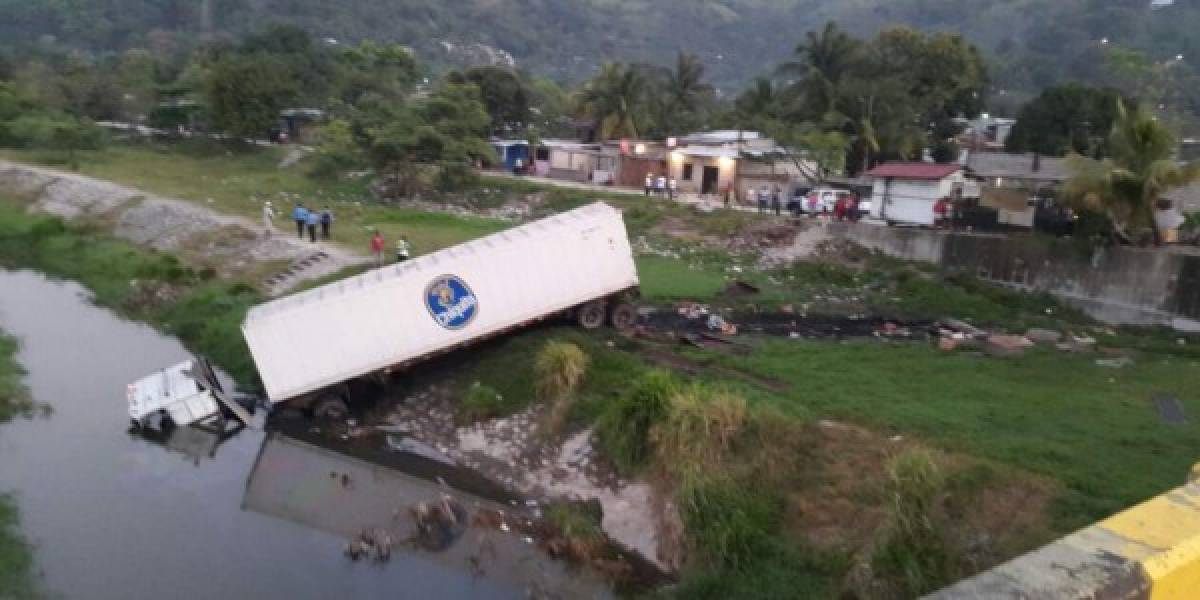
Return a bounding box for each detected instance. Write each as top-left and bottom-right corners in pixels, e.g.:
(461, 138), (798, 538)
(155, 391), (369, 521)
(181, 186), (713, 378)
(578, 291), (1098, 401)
(292, 203), (308, 238)
(758, 185), (770, 214)
(261, 201), (276, 237)
(319, 207), (334, 240)
(644, 173), (654, 196)
(305, 210), (319, 243)
(771, 186), (782, 216)
(655, 174), (667, 198)
(721, 183), (732, 209)
(370, 230), (386, 266)
(668, 177), (678, 201)
(848, 195), (861, 222)
(933, 197), (949, 228)
(395, 235), (412, 263)
(833, 196), (847, 221)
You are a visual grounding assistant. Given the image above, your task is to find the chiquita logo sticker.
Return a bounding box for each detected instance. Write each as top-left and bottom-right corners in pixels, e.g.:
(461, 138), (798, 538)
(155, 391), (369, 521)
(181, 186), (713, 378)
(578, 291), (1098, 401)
(425, 275), (478, 330)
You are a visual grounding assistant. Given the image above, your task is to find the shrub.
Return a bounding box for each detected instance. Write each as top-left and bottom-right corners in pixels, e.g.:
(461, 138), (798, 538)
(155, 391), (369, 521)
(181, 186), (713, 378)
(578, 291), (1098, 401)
(459, 382), (505, 422)
(679, 474), (781, 570)
(871, 449), (955, 598)
(594, 370), (676, 472)
(652, 385), (747, 473)
(535, 340), (588, 435)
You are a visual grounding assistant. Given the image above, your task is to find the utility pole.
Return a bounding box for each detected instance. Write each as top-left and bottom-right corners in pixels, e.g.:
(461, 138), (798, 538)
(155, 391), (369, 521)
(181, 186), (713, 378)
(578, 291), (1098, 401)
(200, 0), (213, 34)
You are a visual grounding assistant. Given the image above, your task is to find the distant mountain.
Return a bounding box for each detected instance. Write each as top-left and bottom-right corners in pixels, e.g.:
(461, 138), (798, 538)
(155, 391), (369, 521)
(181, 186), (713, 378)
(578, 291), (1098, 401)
(4, 0), (1200, 104)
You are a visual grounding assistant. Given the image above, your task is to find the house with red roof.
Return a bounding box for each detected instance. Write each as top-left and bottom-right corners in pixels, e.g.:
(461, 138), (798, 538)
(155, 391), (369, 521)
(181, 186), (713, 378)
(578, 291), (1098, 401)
(864, 162), (966, 225)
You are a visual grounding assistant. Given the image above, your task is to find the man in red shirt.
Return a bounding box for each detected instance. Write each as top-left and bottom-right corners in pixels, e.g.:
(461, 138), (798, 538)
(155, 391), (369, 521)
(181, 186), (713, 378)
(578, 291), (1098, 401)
(933, 197), (948, 228)
(370, 230), (386, 266)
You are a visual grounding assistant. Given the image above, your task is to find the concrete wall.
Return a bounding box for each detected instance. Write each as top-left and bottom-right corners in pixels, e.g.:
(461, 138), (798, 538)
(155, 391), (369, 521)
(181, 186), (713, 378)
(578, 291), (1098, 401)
(830, 222), (1200, 331)
(927, 479), (1200, 600)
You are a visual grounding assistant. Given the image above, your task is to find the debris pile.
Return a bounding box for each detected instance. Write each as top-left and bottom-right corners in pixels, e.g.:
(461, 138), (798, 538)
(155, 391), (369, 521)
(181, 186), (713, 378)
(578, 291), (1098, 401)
(344, 527), (394, 562)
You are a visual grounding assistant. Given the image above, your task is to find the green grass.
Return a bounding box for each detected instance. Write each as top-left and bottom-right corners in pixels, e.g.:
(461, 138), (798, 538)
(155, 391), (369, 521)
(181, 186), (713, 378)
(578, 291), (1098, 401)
(458, 327), (649, 424)
(713, 339), (1200, 528)
(636, 255), (729, 300)
(0, 142), (510, 258)
(0, 333), (36, 423)
(0, 337), (39, 598)
(0, 494), (37, 600)
(0, 197), (261, 385)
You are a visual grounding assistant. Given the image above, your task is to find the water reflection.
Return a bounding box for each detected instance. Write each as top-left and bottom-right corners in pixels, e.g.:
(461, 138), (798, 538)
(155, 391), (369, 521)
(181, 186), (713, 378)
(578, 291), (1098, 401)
(0, 269), (606, 599)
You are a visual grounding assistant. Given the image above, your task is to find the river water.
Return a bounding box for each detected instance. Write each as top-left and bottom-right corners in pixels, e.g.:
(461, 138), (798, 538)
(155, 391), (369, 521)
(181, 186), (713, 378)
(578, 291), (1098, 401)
(0, 270), (544, 599)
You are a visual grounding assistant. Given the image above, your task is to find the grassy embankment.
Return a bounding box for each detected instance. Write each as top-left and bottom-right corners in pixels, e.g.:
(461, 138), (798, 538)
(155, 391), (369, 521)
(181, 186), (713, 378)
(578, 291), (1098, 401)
(0, 142), (737, 300)
(0, 333), (38, 599)
(5, 142), (1200, 596)
(0, 194), (261, 385)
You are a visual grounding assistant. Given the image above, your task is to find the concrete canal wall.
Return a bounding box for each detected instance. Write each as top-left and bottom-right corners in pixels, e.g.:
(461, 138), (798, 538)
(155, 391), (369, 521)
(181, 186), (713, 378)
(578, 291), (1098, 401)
(831, 223), (1200, 331)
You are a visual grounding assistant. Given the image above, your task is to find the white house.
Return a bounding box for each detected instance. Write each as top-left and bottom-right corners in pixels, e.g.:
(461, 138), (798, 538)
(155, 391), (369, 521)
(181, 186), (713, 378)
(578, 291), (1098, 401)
(866, 162), (966, 225)
(667, 130), (816, 203)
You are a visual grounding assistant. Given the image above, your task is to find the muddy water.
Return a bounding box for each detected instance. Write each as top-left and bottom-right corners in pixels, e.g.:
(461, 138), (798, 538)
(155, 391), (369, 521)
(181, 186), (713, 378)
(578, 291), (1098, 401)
(0, 270), (523, 599)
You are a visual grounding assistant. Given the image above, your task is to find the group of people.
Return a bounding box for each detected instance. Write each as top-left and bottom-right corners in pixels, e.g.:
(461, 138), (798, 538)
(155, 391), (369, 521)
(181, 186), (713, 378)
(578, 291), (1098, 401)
(832, 195), (862, 222)
(370, 230), (412, 266)
(751, 185), (784, 216)
(643, 174), (679, 199)
(261, 202), (336, 243)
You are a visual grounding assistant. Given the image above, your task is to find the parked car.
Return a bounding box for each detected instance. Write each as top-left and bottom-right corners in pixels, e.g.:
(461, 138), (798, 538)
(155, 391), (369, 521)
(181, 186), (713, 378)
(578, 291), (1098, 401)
(790, 188), (855, 216)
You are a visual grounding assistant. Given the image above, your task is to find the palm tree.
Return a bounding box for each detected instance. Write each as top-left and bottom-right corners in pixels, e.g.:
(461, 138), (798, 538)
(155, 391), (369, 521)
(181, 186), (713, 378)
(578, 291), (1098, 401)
(735, 78), (777, 117)
(1065, 102), (1200, 243)
(778, 21), (860, 117)
(574, 62), (646, 140)
(665, 53), (714, 118)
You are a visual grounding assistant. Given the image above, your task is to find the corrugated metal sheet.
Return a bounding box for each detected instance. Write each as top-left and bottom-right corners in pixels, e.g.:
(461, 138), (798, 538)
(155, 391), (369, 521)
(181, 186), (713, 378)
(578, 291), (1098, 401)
(243, 202), (639, 403)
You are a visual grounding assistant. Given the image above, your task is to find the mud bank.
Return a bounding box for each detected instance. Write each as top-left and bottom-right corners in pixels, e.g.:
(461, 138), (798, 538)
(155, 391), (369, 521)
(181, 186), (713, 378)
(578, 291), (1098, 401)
(370, 392), (685, 575)
(0, 160), (367, 294)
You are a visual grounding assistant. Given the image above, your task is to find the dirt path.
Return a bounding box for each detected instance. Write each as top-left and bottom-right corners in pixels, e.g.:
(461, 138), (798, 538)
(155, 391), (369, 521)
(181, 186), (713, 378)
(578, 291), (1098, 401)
(0, 160), (369, 296)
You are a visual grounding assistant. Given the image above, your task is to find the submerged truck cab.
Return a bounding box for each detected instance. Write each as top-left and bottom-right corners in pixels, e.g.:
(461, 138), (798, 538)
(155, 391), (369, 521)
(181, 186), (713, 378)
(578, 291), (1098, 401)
(127, 359), (219, 429)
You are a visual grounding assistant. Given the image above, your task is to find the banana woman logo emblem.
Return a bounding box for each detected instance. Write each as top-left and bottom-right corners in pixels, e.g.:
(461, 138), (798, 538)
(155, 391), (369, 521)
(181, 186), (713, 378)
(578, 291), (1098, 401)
(425, 275), (478, 330)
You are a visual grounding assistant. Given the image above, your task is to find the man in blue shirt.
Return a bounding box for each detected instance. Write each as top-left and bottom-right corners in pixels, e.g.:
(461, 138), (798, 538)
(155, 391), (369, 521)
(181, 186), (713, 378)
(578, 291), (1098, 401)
(292, 204), (309, 238)
(305, 210), (320, 243)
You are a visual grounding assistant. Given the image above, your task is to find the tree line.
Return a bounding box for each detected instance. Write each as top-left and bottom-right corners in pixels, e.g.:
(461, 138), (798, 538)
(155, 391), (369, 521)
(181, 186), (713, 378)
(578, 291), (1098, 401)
(1, 21), (1195, 244)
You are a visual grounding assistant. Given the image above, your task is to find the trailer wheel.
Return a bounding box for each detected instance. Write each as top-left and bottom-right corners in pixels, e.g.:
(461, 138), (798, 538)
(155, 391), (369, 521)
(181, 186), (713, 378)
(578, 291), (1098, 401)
(577, 300), (607, 330)
(312, 395), (349, 421)
(609, 302), (638, 331)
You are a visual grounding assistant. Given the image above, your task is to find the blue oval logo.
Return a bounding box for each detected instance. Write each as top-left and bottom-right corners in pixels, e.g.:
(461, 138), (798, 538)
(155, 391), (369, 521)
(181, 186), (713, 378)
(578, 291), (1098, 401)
(425, 275), (478, 330)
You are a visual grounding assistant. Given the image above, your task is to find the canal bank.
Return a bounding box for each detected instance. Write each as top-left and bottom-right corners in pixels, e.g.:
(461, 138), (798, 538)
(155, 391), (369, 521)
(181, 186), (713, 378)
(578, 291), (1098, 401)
(0, 269), (609, 599)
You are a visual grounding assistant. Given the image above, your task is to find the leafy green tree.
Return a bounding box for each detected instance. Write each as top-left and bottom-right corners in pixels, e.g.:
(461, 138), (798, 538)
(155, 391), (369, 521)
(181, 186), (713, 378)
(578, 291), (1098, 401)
(308, 118), (363, 179)
(335, 41), (418, 108)
(1064, 102), (1200, 244)
(574, 62), (647, 140)
(203, 54), (297, 140)
(366, 83), (494, 194)
(1007, 84), (1127, 157)
(759, 119), (849, 183)
(452, 66), (530, 135)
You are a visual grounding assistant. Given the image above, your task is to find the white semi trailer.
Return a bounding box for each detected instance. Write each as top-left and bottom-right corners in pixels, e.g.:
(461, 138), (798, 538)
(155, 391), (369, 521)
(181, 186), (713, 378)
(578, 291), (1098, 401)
(239, 201), (640, 419)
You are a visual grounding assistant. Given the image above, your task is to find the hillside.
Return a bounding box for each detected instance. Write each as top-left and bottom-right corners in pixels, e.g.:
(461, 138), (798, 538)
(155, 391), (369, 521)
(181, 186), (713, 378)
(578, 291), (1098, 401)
(3, 0), (1199, 101)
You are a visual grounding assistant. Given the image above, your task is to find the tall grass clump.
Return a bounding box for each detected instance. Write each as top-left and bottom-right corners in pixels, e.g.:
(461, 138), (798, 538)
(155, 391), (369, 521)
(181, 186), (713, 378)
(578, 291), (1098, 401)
(594, 370), (676, 472)
(459, 382), (505, 422)
(678, 473), (781, 570)
(651, 387), (747, 475)
(869, 449), (955, 598)
(535, 340), (588, 435)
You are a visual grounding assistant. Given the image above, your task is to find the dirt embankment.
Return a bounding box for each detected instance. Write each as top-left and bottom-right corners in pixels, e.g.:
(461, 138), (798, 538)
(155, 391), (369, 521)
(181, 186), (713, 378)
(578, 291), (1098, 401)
(0, 161), (368, 295)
